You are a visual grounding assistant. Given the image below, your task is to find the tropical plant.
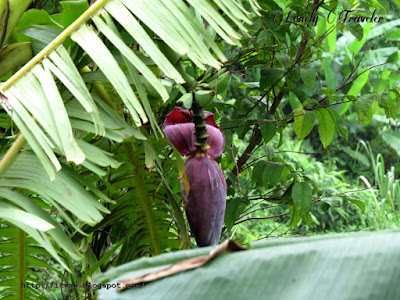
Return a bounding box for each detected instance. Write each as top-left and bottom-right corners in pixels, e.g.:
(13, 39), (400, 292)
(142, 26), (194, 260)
(0, 0), (260, 298)
(0, 0), (399, 298)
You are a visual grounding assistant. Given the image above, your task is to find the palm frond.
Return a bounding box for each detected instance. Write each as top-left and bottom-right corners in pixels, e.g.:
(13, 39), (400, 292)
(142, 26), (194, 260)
(0, 152), (111, 228)
(0, 223), (64, 300)
(0, 0), (257, 178)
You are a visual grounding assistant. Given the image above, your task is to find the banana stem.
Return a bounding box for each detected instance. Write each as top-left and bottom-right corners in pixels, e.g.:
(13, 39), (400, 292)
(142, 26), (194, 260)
(160, 44), (209, 152)
(191, 93), (209, 154)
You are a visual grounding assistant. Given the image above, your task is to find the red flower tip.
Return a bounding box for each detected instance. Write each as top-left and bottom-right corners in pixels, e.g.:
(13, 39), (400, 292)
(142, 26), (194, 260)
(163, 108), (225, 158)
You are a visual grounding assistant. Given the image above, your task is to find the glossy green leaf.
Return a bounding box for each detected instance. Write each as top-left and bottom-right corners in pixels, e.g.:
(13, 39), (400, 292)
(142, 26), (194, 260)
(61, 0), (89, 28)
(252, 161), (284, 188)
(315, 108), (335, 148)
(292, 182), (312, 216)
(259, 114), (276, 143)
(260, 67), (286, 89)
(345, 23), (363, 41)
(224, 197), (249, 230)
(294, 108), (315, 140)
(300, 68), (316, 88)
(330, 109), (348, 140)
(354, 94), (375, 126)
(381, 131), (400, 156)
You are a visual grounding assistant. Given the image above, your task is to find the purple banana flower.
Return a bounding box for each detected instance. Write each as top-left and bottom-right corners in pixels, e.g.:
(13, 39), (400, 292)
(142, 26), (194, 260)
(164, 107), (227, 247)
(183, 155), (227, 246)
(163, 107), (225, 158)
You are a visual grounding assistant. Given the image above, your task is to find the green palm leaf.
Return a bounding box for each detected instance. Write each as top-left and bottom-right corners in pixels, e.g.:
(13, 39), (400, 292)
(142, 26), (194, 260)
(0, 0), (256, 178)
(0, 223), (67, 300)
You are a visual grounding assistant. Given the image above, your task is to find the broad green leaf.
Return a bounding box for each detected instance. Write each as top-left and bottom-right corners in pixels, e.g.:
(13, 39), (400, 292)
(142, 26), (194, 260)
(252, 161), (284, 188)
(354, 94), (375, 125)
(377, 91), (396, 119)
(300, 68), (316, 88)
(348, 198), (366, 213)
(0, 42), (33, 78)
(302, 212), (312, 227)
(381, 131), (400, 156)
(260, 68), (286, 89)
(259, 114), (276, 143)
(294, 108), (315, 140)
(17, 9), (61, 30)
(289, 204), (301, 227)
(345, 23), (363, 41)
(320, 88), (336, 99)
(338, 71), (370, 115)
(224, 197), (249, 230)
(291, 182), (312, 216)
(330, 109), (348, 140)
(289, 92), (302, 109)
(19, 25), (61, 46)
(97, 231), (400, 300)
(61, 0), (89, 28)
(315, 108), (335, 148)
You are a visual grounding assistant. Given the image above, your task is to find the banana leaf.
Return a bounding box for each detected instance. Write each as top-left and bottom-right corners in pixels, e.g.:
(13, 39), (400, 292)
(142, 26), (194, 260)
(95, 230), (400, 300)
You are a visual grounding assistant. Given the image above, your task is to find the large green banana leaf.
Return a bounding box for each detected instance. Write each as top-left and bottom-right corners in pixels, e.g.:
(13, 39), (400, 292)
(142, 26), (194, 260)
(95, 230), (400, 300)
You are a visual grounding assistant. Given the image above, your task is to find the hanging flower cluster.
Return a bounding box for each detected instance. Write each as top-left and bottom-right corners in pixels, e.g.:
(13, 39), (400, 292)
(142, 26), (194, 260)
(163, 107), (226, 246)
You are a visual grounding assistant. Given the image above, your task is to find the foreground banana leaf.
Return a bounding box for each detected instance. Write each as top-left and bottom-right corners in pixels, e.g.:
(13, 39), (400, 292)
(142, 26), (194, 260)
(95, 230), (400, 299)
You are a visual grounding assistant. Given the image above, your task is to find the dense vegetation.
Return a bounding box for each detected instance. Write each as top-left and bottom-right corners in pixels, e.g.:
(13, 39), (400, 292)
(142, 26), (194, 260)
(0, 0), (399, 299)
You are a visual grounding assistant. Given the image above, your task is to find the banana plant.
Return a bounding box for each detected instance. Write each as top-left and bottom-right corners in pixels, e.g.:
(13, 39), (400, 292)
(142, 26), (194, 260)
(0, 0), (259, 298)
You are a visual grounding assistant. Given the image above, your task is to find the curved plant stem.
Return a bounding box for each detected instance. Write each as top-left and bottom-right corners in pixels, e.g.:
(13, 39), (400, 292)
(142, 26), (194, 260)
(124, 141), (161, 255)
(0, 133), (25, 176)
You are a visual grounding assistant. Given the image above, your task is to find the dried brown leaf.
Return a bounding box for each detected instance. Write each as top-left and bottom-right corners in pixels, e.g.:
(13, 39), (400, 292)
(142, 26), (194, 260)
(118, 239), (247, 291)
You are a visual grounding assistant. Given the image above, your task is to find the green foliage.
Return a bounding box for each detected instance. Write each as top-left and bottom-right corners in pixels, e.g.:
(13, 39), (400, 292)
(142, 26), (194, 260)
(0, 0), (399, 297)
